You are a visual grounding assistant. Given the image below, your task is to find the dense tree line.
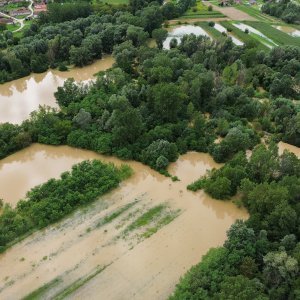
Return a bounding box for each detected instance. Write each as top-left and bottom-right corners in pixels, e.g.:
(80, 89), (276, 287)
(262, 0), (300, 24)
(171, 144), (300, 299)
(0, 0), (194, 83)
(0, 39), (299, 169)
(0, 160), (132, 252)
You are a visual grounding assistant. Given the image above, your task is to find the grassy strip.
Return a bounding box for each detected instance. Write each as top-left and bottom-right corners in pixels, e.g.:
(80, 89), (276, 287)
(124, 204), (166, 232)
(179, 14), (225, 19)
(220, 21), (267, 50)
(196, 22), (226, 40)
(97, 200), (139, 227)
(53, 266), (107, 300)
(22, 277), (62, 300)
(142, 209), (180, 239)
(244, 21), (300, 47)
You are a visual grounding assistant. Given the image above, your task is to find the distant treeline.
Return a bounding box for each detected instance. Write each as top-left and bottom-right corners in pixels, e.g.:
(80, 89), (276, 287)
(0, 0), (194, 83)
(262, 0), (300, 24)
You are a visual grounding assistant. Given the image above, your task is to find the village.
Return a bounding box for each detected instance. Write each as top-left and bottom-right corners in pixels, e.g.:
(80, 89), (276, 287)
(0, 0), (47, 26)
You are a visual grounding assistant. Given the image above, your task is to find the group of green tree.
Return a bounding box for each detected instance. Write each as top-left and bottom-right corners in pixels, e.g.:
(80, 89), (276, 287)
(0, 0), (299, 295)
(0, 0), (194, 83)
(171, 143), (300, 299)
(262, 0), (300, 24)
(0, 38), (299, 170)
(0, 160), (132, 252)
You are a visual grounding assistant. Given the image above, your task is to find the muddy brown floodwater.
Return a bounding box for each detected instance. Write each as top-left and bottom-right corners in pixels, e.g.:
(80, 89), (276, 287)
(0, 56), (114, 124)
(278, 141), (300, 157)
(0, 144), (248, 300)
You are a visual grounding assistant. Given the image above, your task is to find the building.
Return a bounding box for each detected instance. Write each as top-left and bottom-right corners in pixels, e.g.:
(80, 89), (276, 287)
(10, 7), (31, 16)
(0, 17), (13, 24)
(33, 2), (46, 15)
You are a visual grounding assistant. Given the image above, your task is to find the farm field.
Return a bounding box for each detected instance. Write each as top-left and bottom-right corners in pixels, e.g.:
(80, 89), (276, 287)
(180, 0), (225, 19)
(244, 21), (300, 47)
(220, 20), (267, 49)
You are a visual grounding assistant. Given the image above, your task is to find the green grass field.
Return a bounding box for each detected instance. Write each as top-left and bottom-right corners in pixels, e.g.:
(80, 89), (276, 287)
(6, 23), (20, 32)
(196, 22), (226, 39)
(181, 0), (225, 19)
(220, 20), (268, 50)
(244, 21), (300, 47)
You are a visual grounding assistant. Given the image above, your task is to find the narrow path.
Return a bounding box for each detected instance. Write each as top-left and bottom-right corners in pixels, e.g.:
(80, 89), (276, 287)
(0, 0), (33, 33)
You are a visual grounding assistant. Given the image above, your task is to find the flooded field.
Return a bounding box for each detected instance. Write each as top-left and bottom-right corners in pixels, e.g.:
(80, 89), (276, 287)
(214, 23), (244, 45)
(233, 22), (277, 48)
(0, 144), (247, 300)
(0, 56), (114, 124)
(163, 25), (210, 49)
(274, 25), (300, 37)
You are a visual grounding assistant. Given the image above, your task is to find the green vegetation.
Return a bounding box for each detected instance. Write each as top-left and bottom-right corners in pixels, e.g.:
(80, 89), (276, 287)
(0, 160), (132, 252)
(235, 4), (276, 22)
(53, 266), (107, 300)
(244, 21), (300, 47)
(124, 204), (166, 232)
(0, 0), (300, 297)
(262, 0), (300, 24)
(123, 204), (180, 239)
(220, 21), (267, 49)
(180, 0), (224, 19)
(22, 277), (63, 300)
(171, 144), (300, 299)
(197, 22), (225, 39)
(97, 200), (139, 227)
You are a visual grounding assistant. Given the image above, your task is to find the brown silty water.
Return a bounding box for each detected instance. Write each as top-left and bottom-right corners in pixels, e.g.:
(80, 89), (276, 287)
(0, 56), (114, 124)
(0, 144), (248, 300)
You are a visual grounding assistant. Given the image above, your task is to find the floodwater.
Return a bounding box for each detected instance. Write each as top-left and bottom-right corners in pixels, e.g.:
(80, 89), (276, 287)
(0, 144), (247, 300)
(0, 56), (114, 124)
(274, 25), (300, 37)
(214, 23), (244, 45)
(278, 141), (300, 157)
(163, 25), (211, 49)
(233, 22), (277, 48)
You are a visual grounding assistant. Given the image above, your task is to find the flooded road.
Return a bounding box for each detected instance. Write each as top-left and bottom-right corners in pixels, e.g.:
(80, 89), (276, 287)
(0, 56), (114, 124)
(0, 144), (247, 300)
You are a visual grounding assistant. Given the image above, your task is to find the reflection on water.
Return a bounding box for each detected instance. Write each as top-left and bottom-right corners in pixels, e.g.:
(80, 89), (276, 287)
(163, 25), (211, 49)
(233, 23), (277, 48)
(0, 56), (114, 124)
(214, 23), (244, 46)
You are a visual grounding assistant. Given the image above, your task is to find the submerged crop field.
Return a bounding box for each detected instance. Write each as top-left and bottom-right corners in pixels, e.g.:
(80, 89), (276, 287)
(0, 0), (299, 298)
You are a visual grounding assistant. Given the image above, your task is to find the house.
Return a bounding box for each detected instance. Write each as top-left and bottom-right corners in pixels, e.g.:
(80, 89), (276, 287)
(33, 3), (47, 14)
(0, 17), (13, 24)
(10, 7), (31, 16)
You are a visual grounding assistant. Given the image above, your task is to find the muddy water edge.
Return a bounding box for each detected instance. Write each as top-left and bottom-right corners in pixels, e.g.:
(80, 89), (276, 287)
(0, 144), (248, 300)
(0, 56), (114, 124)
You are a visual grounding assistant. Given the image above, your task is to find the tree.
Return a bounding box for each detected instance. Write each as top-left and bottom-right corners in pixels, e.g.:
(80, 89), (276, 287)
(149, 83), (187, 123)
(152, 28), (168, 49)
(217, 275), (268, 300)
